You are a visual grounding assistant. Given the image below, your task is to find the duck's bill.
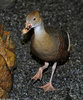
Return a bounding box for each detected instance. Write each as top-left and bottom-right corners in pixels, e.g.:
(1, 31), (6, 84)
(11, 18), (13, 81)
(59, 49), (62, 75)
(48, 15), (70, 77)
(21, 22), (32, 36)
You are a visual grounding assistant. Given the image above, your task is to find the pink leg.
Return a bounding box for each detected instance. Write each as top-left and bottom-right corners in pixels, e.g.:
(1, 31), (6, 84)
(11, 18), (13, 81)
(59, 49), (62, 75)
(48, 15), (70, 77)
(31, 62), (49, 80)
(40, 62), (57, 92)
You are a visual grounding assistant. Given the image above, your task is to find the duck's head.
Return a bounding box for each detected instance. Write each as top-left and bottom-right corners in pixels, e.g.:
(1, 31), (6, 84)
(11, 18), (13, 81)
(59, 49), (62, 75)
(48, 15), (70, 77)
(21, 11), (42, 35)
(26, 10), (42, 28)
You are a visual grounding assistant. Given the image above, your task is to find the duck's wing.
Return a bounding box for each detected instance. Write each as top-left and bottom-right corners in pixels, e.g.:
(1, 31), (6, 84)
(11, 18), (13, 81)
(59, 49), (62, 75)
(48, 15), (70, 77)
(45, 27), (70, 61)
(45, 27), (70, 52)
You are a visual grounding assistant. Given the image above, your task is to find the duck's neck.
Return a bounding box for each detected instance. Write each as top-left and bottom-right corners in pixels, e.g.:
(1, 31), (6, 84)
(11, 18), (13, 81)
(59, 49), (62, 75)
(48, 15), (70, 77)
(34, 22), (46, 39)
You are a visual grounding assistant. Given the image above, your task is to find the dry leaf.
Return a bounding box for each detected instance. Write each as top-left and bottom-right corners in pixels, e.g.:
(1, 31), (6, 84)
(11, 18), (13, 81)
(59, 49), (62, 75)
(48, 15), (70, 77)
(0, 55), (12, 92)
(2, 31), (15, 52)
(0, 87), (9, 99)
(0, 37), (15, 70)
(0, 24), (15, 99)
(0, 24), (3, 37)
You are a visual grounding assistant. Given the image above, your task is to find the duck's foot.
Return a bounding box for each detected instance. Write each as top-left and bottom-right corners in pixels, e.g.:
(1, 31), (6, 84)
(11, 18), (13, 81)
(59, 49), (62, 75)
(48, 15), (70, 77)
(40, 82), (56, 92)
(31, 67), (43, 80)
(31, 62), (49, 81)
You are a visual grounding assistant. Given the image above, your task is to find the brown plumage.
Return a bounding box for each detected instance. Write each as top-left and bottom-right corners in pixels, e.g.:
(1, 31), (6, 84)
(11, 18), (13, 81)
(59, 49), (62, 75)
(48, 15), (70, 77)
(21, 11), (70, 92)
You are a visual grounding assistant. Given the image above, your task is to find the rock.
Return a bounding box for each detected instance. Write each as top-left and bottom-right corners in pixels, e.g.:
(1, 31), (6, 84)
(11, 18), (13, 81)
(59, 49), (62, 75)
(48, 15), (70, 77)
(0, 0), (16, 9)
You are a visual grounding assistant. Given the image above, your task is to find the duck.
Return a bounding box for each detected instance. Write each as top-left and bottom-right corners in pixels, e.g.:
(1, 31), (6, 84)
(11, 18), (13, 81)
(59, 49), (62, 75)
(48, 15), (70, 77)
(21, 11), (70, 92)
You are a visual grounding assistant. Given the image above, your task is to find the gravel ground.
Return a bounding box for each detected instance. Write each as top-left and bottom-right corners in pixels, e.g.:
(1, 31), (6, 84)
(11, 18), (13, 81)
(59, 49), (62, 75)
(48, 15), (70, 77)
(0, 0), (83, 100)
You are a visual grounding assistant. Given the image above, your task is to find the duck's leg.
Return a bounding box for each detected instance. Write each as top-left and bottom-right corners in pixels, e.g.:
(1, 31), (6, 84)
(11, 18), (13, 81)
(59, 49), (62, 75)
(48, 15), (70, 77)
(40, 62), (57, 92)
(32, 62), (49, 80)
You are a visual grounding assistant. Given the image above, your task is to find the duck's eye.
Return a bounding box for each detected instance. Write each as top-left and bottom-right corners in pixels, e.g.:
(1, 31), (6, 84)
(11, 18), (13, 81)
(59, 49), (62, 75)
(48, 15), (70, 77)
(33, 17), (36, 21)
